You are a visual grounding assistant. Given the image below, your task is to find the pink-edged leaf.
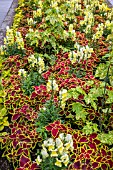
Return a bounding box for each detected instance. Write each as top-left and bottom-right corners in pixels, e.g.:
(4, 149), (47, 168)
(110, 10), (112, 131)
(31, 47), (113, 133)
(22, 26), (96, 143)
(23, 149), (29, 156)
(51, 128), (59, 138)
(20, 155), (30, 167)
(12, 113), (21, 121)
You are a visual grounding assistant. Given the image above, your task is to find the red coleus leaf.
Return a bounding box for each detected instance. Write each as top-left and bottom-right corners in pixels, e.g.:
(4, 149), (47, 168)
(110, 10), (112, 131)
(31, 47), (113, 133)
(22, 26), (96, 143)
(19, 134), (26, 140)
(30, 92), (37, 99)
(31, 162), (39, 170)
(89, 133), (97, 139)
(45, 125), (53, 131)
(107, 159), (113, 168)
(16, 168), (24, 170)
(12, 113), (21, 121)
(10, 134), (16, 139)
(74, 161), (80, 169)
(17, 148), (23, 155)
(79, 136), (88, 143)
(92, 162), (99, 169)
(88, 142), (96, 151)
(59, 124), (67, 131)
(51, 128), (59, 138)
(101, 149), (106, 157)
(96, 156), (102, 162)
(13, 139), (18, 148)
(23, 149), (29, 156)
(19, 155), (30, 167)
(101, 164), (107, 170)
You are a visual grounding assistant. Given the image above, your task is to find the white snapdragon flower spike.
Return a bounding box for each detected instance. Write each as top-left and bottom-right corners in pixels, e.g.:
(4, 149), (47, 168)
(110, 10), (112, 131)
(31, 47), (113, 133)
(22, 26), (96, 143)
(56, 138), (63, 147)
(47, 79), (59, 92)
(57, 145), (64, 155)
(61, 153), (69, 166)
(59, 133), (65, 141)
(65, 134), (73, 142)
(35, 155), (42, 165)
(18, 69), (27, 77)
(38, 57), (45, 73)
(59, 89), (68, 110)
(41, 147), (49, 159)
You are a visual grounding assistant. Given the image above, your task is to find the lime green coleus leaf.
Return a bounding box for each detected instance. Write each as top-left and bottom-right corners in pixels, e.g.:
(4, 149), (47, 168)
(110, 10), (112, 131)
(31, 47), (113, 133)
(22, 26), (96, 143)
(106, 90), (113, 103)
(72, 102), (88, 122)
(0, 125), (4, 131)
(75, 86), (86, 95)
(3, 120), (9, 126)
(0, 108), (7, 117)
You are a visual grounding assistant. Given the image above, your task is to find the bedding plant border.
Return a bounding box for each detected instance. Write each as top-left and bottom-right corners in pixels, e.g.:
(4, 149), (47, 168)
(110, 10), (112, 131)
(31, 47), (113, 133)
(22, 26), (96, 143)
(0, 0), (113, 170)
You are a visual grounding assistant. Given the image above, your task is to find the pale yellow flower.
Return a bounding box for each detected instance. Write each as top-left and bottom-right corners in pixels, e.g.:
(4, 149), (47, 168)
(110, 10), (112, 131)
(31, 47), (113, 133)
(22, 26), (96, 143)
(55, 158), (62, 167)
(61, 153), (69, 166)
(51, 149), (58, 157)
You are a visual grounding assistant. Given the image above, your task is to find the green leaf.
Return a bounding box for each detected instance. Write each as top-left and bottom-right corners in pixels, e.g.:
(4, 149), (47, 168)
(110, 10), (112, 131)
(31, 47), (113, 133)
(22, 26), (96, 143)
(72, 102), (88, 121)
(0, 108), (7, 117)
(91, 101), (97, 110)
(3, 121), (9, 126)
(72, 102), (83, 112)
(0, 125), (4, 131)
(76, 86), (86, 95)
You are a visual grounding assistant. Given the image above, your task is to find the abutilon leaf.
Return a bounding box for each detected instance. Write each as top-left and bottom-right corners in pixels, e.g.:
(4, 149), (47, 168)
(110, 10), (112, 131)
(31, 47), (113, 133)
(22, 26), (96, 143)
(12, 113), (21, 121)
